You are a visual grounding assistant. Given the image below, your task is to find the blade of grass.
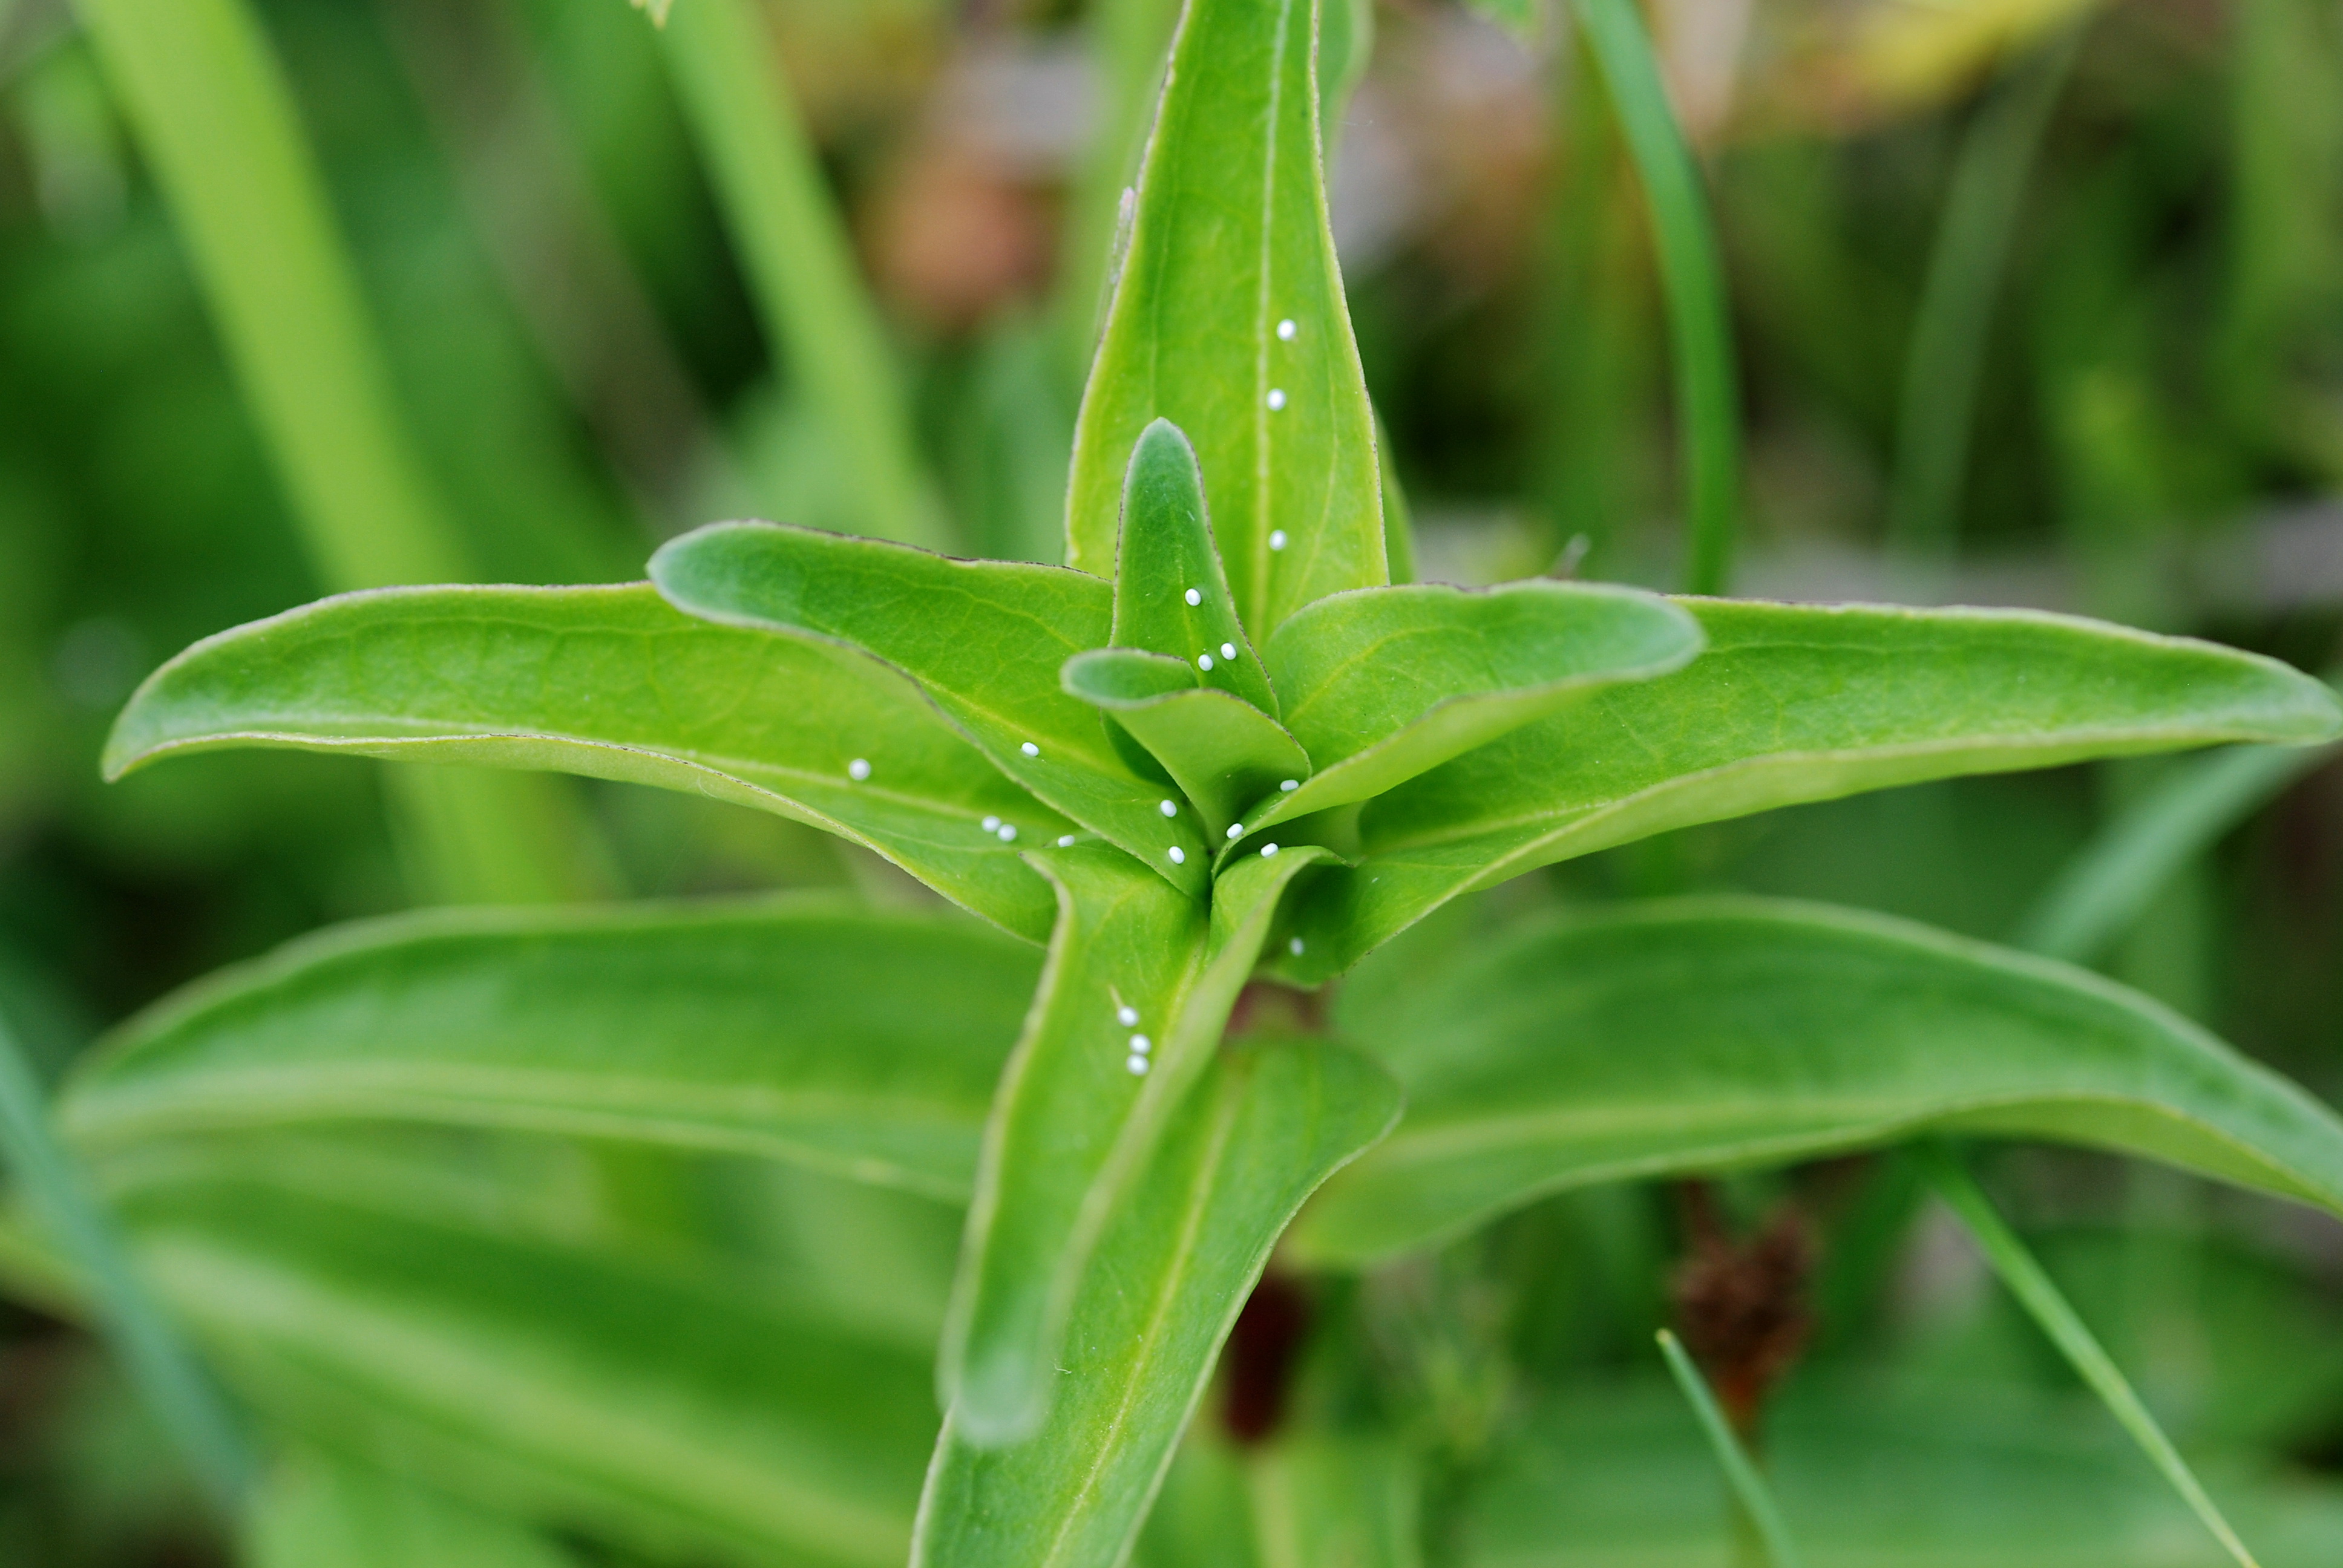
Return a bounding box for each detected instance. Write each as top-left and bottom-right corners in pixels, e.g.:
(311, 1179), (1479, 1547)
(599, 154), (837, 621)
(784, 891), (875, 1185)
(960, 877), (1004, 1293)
(0, 1002), (253, 1514)
(2015, 733), (2336, 965)
(1570, 0), (1740, 595)
(656, 0), (948, 550)
(1916, 1141), (2261, 1568)
(1654, 1329), (1801, 1568)
(74, 0), (589, 905)
(1886, 24), (2084, 563)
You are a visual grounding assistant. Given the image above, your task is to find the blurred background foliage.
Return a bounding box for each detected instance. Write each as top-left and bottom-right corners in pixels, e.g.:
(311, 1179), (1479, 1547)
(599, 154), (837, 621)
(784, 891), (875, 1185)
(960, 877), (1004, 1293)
(0, 0), (2340, 1561)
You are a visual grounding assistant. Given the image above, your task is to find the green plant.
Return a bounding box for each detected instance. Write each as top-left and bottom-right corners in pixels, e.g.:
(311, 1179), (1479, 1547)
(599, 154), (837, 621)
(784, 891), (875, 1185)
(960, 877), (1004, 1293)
(15, 0), (2343, 1564)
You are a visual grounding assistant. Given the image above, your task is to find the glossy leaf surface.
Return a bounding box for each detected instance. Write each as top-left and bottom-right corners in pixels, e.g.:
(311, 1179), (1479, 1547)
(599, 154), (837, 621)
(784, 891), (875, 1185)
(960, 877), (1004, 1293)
(1063, 649), (1312, 837)
(1294, 898), (2343, 1264)
(64, 900), (1036, 1200)
(652, 522), (1213, 896)
(1067, 0), (1386, 633)
(1112, 419), (1277, 714)
(122, 1174), (937, 1568)
(102, 584), (1062, 940)
(1248, 581), (1702, 833)
(914, 1034), (1400, 1567)
(943, 843), (1334, 1445)
(1274, 599), (2343, 979)
(942, 848), (1208, 1444)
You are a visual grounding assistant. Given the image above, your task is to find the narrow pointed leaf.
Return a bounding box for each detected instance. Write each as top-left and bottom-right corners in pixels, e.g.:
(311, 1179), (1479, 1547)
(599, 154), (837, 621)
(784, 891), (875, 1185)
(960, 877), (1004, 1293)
(1067, 0), (1386, 633)
(2015, 731), (2337, 965)
(1293, 898), (2343, 1264)
(1064, 649), (1312, 837)
(1276, 599), (2343, 978)
(247, 1451), (584, 1568)
(652, 523), (1213, 896)
(942, 842), (1333, 1445)
(103, 585), (1062, 941)
(1113, 419), (1278, 714)
(1655, 1330), (1803, 1568)
(62, 900), (1037, 1201)
(1919, 1145), (2261, 1568)
(119, 1175), (939, 1568)
(1245, 580), (1702, 834)
(913, 1036), (1400, 1568)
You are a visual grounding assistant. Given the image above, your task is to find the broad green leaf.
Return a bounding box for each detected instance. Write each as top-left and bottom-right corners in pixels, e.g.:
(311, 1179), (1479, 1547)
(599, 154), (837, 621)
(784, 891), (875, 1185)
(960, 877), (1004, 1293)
(913, 1034), (1400, 1568)
(247, 1451), (583, 1568)
(1292, 898), (2343, 1265)
(942, 847), (1208, 1444)
(1274, 599), (2343, 979)
(1113, 419), (1278, 715)
(1244, 581), (1702, 836)
(62, 899), (1038, 1201)
(1067, 0), (1386, 635)
(942, 842), (1334, 1445)
(651, 523), (1214, 897)
(102, 584), (1063, 941)
(1063, 650), (1312, 837)
(117, 1172), (938, 1568)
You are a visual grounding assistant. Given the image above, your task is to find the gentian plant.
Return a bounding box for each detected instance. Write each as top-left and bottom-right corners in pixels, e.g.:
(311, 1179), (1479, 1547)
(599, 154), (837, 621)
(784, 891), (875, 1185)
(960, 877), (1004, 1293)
(51, 0), (2343, 1563)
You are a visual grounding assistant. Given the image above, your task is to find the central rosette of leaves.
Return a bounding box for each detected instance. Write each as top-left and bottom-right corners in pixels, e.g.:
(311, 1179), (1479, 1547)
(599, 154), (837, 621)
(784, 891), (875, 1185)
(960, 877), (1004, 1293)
(649, 417), (1702, 921)
(646, 415), (1702, 1447)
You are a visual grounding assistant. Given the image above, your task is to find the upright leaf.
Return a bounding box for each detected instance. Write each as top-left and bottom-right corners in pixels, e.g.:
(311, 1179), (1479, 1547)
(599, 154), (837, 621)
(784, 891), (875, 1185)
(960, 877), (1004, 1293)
(657, 0), (946, 549)
(1067, 0), (1386, 634)
(1113, 419), (1278, 714)
(942, 843), (1334, 1445)
(1293, 898), (2343, 1264)
(64, 900), (1038, 1200)
(913, 1036), (1400, 1568)
(1274, 599), (2343, 978)
(942, 848), (1209, 1444)
(1571, 0), (1742, 594)
(76, 0), (583, 904)
(652, 523), (1213, 897)
(105, 586), (1063, 939)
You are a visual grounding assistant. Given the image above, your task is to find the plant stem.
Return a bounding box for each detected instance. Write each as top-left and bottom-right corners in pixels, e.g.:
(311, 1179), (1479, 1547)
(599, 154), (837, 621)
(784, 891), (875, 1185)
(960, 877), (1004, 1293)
(1886, 25), (2083, 564)
(74, 0), (586, 906)
(1916, 1142), (2261, 1568)
(1570, 0), (1740, 596)
(0, 1005), (254, 1515)
(657, 0), (947, 550)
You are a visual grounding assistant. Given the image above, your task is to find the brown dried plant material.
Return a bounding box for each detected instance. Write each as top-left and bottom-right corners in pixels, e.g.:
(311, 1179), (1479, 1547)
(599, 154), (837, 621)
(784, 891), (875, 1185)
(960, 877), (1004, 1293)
(1669, 1181), (1818, 1441)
